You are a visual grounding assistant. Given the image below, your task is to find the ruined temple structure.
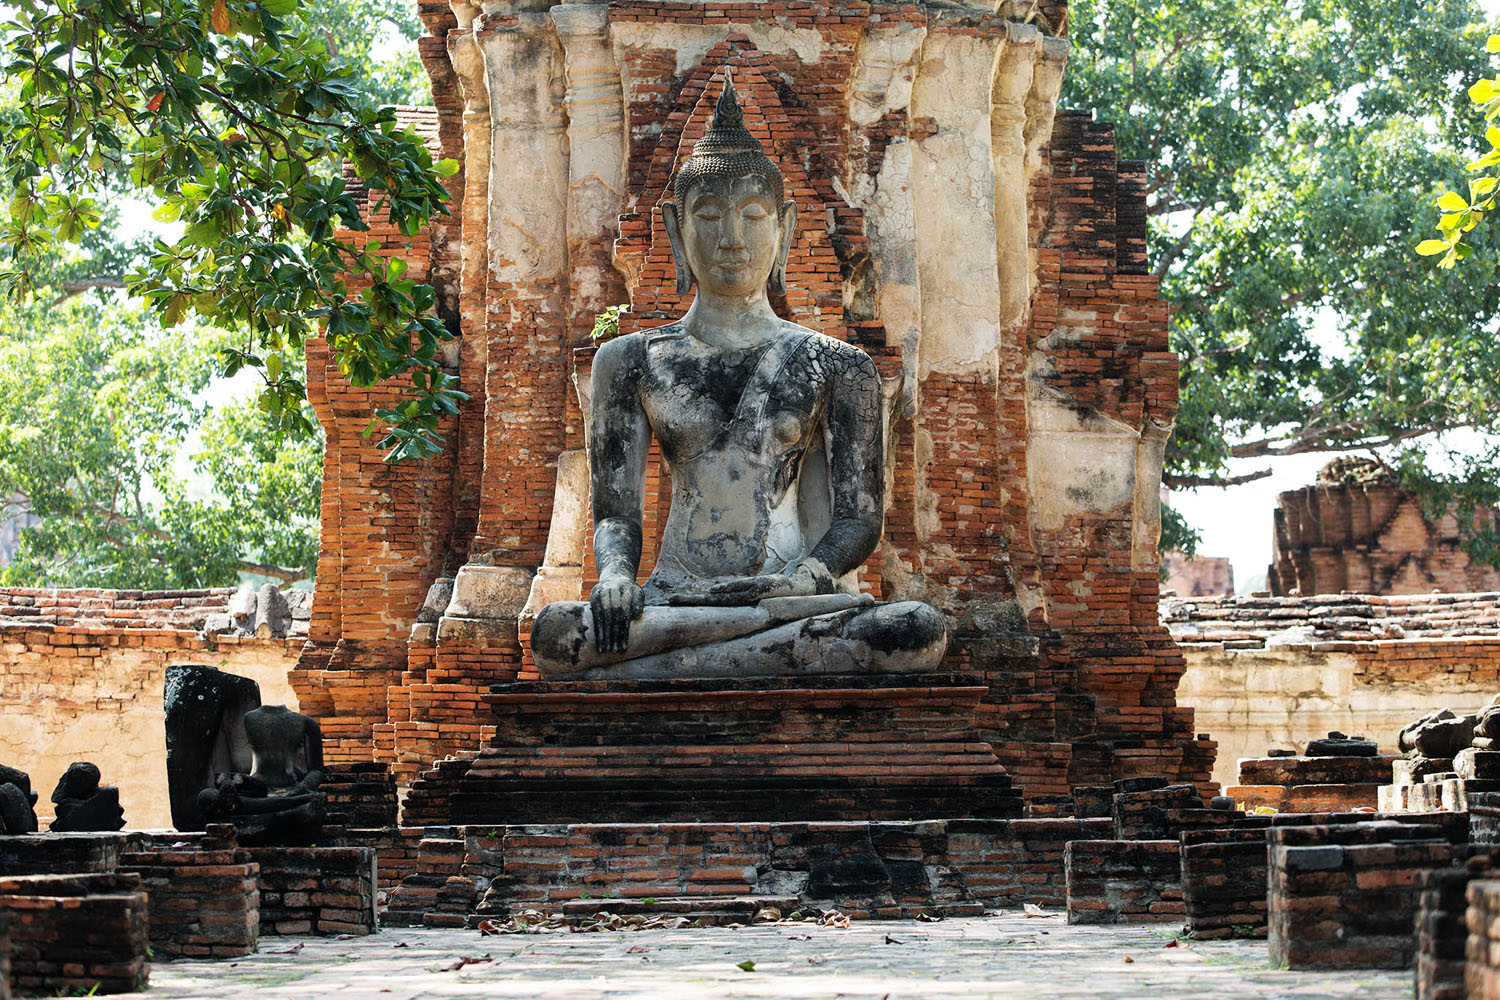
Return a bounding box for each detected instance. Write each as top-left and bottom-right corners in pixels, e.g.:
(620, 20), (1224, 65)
(1161, 551), (1233, 598)
(292, 0), (1216, 818)
(1270, 456), (1500, 596)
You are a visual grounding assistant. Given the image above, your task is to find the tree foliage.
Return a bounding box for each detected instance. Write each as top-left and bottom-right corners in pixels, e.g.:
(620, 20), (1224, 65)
(0, 295), (320, 587)
(1063, 0), (1500, 555)
(0, 0), (463, 461)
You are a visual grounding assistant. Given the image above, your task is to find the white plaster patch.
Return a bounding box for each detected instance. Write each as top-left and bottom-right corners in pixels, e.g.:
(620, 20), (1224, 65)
(1027, 397), (1140, 533)
(609, 21), (826, 77)
(847, 23), (925, 126)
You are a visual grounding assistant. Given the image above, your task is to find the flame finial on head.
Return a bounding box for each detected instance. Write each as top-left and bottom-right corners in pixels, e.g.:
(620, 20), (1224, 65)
(672, 68), (785, 203)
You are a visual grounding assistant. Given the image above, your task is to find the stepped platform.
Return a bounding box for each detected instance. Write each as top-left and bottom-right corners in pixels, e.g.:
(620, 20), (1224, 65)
(402, 674), (1023, 826)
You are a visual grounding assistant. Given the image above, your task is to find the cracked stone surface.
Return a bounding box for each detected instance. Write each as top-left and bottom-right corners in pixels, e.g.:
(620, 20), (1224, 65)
(116, 912), (1407, 999)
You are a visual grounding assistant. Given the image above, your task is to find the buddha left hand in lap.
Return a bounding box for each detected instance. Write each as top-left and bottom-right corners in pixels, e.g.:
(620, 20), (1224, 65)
(531, 76), (946, 681)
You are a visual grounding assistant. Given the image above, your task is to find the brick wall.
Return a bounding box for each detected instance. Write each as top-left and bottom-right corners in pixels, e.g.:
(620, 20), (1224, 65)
(0, 589), (303, 829)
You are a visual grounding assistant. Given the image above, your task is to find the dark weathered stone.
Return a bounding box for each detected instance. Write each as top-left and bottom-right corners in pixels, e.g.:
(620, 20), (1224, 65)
(0, 766), (37, 835)
(49, 762), (125, 832)
(1475, 701), (1500, 742)
(1400, 709), (1476, 760)
(1306, 732), (1378, 757)
(163, 664), (261, 831)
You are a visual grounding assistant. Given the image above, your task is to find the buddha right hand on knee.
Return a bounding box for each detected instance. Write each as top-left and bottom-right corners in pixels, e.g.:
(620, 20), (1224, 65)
(589, 577), (644, 653)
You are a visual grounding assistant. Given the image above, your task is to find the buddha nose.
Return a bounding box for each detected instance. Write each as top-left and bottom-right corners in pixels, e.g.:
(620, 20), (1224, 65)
(719, 212), (745, 249)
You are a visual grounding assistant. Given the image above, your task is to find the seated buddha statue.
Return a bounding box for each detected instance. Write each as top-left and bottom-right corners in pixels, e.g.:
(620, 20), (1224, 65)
(530, 75), (946, 681)
(197, 704), (326, 846)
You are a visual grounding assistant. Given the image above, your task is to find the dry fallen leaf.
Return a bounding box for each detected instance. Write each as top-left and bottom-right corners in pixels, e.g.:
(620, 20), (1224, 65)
(627, 945), (648, 954)
(1123, 956), (1135, 964)
(438, 955), (494, 972)
(1163, 939), (1179, 949)
(915, 912), (943, 923)
(884, 934), (904, 945)
(1022, 903), (1057, 918)
(808, 955), (827, 965)
(754, 906), (782, 923)
(265, 943), (303, 955)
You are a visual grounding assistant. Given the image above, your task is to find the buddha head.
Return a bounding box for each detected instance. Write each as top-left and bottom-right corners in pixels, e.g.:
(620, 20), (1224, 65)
(662, 72), (798, 299)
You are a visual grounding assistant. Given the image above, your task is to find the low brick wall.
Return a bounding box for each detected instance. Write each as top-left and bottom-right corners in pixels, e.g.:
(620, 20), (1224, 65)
(1416, 856), (1495, 1000)
(1269, 823), (1455, 970)
(117, 847), (260, 958)
(247, 846), (377, 936)
(0, 912), (11, 1000)
(0, 872), (150, 995)
(375, 819), (1112, 927)
(1064, 840), (1183, 925)
(1182, 812), (1468, 943)
(0, 832), (142, 877)
(1469, 878), (1500, 999)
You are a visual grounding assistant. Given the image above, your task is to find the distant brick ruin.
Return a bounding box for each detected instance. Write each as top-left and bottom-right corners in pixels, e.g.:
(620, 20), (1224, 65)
(1270, 457), (1500, 596)
(1162, 551), (1234, 597)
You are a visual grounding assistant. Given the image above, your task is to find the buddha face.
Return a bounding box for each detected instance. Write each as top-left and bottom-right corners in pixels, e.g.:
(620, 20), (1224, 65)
(665, 174), (796, 298)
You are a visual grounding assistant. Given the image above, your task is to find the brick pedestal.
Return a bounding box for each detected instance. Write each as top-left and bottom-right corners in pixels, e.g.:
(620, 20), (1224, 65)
(117, 847), (260, 958)
(0, 873), (149, 995)
(246, 847), (377, 936)
(1269, 822), (1456, 970)
(1231, 753), (1397, 813)
(406, 674), (1024, 826)
(1064, 840), (1183, 924)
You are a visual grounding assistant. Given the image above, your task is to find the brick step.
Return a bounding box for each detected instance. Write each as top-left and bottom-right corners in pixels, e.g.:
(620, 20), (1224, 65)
(481, 675), (993, 745)
(561, 895), (799, 918)
(444, 780), (1023, 825)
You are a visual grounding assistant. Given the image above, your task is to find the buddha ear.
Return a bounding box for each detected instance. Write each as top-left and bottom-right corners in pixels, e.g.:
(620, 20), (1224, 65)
(661, 200), (695, 295)
(770, 199), (798, 298)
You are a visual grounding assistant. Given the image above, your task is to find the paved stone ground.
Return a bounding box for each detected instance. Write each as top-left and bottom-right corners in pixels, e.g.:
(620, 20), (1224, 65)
(118, 912), (1411, 999)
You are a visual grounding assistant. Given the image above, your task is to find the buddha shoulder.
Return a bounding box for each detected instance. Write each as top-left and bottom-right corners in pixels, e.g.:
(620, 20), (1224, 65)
(590, 330), (650, 384)
(783, 322), (878, 382)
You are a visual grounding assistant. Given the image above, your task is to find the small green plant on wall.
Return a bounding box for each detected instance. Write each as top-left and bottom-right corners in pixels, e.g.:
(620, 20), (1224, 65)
(590, 304), (630, 343)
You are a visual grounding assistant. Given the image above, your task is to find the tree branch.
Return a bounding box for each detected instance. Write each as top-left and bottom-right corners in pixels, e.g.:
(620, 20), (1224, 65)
(1163, 468), (1273, 488)
(1224, 420), (1478, 460)
(51, 276), (124, 305)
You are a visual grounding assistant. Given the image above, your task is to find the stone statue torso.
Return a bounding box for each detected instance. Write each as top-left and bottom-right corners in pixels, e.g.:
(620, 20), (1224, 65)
(620, 319), (874, 599)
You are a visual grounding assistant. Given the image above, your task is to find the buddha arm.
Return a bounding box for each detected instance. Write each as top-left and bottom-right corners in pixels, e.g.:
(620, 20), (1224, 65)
(804, 347), (883, 578)
(589, 335), (651, 583)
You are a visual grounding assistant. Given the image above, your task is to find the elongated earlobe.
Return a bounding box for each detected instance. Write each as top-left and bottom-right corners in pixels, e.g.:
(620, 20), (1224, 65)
(661, 200), (695, 295)
(770, 200), (798, 297)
